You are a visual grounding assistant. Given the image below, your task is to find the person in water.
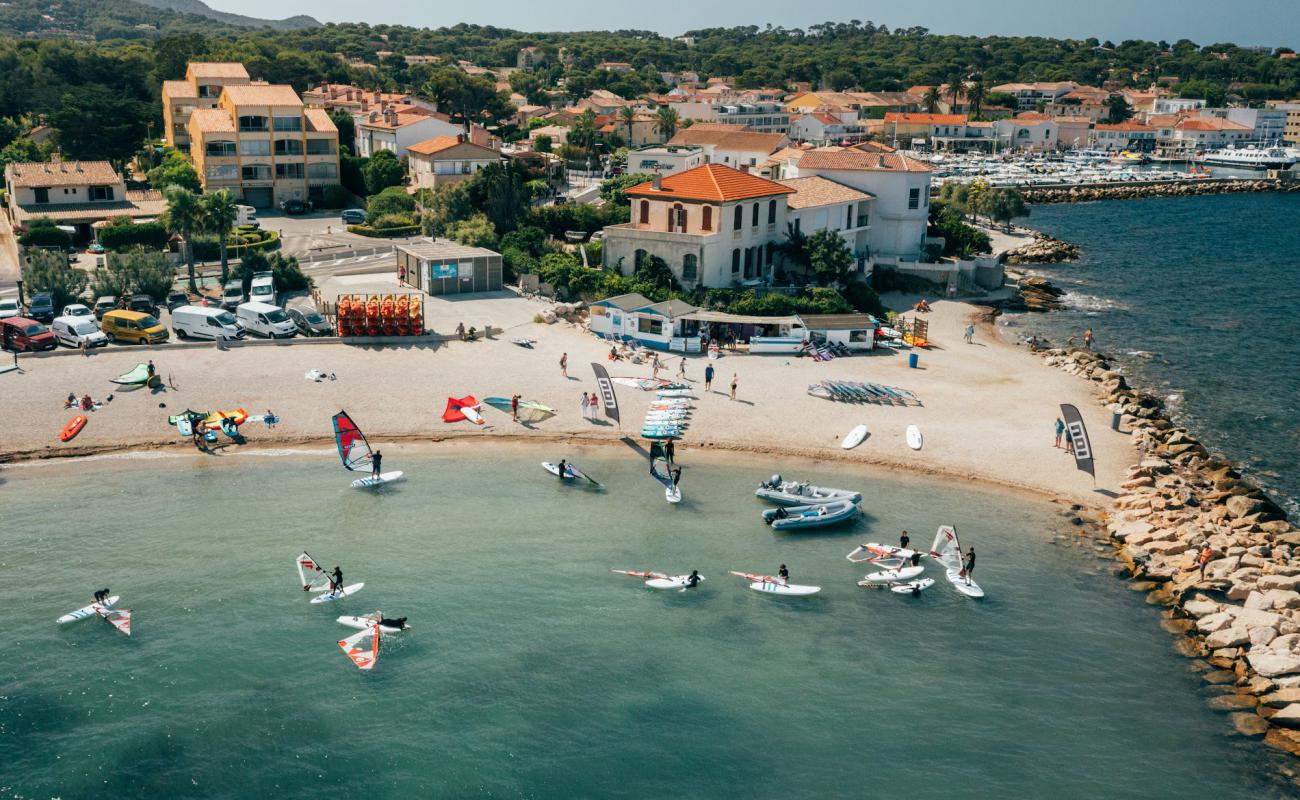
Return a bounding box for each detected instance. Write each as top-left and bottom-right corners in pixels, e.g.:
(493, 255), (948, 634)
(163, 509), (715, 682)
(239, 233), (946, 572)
(331, 566), (344, 594)
(910, 552), (922, 568)
(962, 548), (976, 583)
(377, 614), (408, 630)
(93, 588), (110, 604)
(371, 450), (382, 479)
(899, 530), (910, 550)
(685, 570), (702, 589)
(777, 564), (790, 582)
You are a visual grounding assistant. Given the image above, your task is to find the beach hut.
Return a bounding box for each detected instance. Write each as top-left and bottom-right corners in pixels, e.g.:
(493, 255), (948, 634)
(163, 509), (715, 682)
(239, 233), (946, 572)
(797, 313), (878, 351)
(589, 294), (704, 351)
(396, 239), (503, 296)
(589, 293), (653, 341)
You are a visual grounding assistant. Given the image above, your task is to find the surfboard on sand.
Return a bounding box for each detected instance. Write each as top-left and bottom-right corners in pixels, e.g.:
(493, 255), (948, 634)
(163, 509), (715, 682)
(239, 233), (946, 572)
(906, 425), (923, 450)
(841, 424), (868, 450)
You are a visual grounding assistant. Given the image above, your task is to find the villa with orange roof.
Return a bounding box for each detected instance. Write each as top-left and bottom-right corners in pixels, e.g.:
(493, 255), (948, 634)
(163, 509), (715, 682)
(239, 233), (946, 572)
(406, 134), (502, 190)
(353, 104), (465, 160)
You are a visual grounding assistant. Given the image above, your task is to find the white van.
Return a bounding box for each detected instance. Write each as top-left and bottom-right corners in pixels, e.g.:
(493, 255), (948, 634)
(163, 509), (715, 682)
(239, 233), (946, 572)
(236, 301), (296, 338)
(249, 271), (276, 306)
(51, 315), (108, 349)
(235, 205), (258, 227)
(172, 306), (245, 341)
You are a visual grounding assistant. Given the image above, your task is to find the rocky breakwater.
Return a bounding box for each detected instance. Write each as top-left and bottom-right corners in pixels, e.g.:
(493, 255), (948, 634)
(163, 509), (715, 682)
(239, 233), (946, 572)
(1023, 177), (1297, 204)
(1004, 234), (1081, 265)
(1039, 346), (1300, 764)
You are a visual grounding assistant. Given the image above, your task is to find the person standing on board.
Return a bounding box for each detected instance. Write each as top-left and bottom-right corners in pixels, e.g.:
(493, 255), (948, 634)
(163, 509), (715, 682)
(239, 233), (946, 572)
(331, 566), (344, 595)
(93, 588), (110, 604)
(729, 373), (738, 401)
(671, 467), (682, 489)
(704, 364), (714, 391)
(962, 549), (976, 584)
(557, 459), (568, 480)
(559, 352), (568, 378)
(371, 450), (383, 479)
(899, 531), (910, 551)
(1055, 417), (1065, 449)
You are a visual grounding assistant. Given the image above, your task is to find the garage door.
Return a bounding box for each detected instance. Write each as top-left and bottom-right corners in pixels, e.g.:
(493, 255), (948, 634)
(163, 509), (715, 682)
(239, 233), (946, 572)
(243, 187), (274, 208)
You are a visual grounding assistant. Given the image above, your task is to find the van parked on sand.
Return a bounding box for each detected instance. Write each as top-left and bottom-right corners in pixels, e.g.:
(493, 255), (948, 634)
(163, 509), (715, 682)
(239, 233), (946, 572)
(235, 301), (296, 338)
(172, 306), (245, 341)
(51, 315), (108, 349)
(0, 316), (57, 351)
(100, 309), (169, 345)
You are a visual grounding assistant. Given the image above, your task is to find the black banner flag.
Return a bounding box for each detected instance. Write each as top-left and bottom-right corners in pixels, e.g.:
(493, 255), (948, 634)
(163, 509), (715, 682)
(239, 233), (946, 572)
(1060, 403), (1095, 481)
(591, 363), (620, 426)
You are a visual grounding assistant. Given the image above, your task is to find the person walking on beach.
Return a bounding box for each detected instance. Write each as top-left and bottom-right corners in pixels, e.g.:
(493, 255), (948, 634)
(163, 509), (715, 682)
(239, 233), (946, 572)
(559, 352), (568, 378)
(588, 393), (600, 421)
(1083, 328), (1094, 350)
(1064, 429), (1074, 455)
(1198, 541), (1215, 578)
(580, 392), (590, 420)
(664, 438), (675, 465)
(964, 324), (975, 344)
(511, 394), (520, 422)
(265, 409), (277, 429)
(704, 364), (714, 391)
(729, 373), (738, 401)
(1054, 417), (1065, 449)
(651, 354), (661, 379)
(371, 450), (383, 479)
(678, 358), (686, 380)
(962, 549), (976, 584)
(146, 360), (156, 377)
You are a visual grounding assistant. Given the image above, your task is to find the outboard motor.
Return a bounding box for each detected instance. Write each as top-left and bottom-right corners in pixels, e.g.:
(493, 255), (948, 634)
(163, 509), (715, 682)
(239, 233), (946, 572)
(769, 474), (782, 488)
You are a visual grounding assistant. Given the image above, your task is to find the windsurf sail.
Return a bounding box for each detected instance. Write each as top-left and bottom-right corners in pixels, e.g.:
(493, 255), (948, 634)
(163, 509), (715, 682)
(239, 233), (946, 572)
(482, 397), (557, 424)
(649, 442), (674, 490)
(332, 410), (372, 471)
(297, 551), (334, 592)
(442, 396), (479, 423)
(930, 526), (964, 572)
(338, 627), (380, 670)
(611, 569), (669, 579)
(110, 363), (151, 385)
(99, 608), (132, 637)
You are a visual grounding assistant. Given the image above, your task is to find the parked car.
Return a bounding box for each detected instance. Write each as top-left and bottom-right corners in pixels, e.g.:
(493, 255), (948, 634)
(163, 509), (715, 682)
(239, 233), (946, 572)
(0, 316), (57, 351)
(128, 294), (159, 317)
(100, 310), (168, 345)
(341, 209), (366, 225)
(235, 302), (296, 338)
(52, 315), (108, 349)
(287, 306), (334, 337)
(165, 290), (190, 312)
(26, 292), (55, 322)
(92, 296), (117, 320)
(0, 298), (21, 319)
(221, 280), (246, 311)
(61, 303), (93, 318)
(249, 271), (276, 306)
(172, 306), (245, 341)
(279, 199), (312, 215)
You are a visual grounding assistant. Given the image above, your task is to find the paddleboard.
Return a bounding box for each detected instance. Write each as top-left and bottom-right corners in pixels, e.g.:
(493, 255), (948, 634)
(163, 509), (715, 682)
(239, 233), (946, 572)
(906, 425), (923, 450)
(665, 486), (682, 504)
(748, 580), (820, 596)
(890, 578), (936, 594)
(351, 471), (405, 488)
(946, 568), (985, 598)
(337, 615), (410, 632)
(57, 596), (119, 624)
(310, 583), (364, 603)
(645, 575), (703, 590)
(841, 424), (868, 450)
(542, 461), (580, 479)
(859, 565), (925, 584)
(60, 415), (87, 442)
(176, 418), (193, 437)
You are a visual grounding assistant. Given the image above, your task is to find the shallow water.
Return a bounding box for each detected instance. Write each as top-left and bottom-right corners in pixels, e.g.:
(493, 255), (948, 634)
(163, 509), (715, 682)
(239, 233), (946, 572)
(1012, 192), (1300, 516)
(0, 448), (1288, 798)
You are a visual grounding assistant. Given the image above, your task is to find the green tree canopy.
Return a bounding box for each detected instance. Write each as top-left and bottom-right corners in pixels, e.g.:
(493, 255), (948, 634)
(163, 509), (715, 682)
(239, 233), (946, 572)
(146, 148), (200, 192)
(24, 249), (87, 309)
(362, 149), (405, 195)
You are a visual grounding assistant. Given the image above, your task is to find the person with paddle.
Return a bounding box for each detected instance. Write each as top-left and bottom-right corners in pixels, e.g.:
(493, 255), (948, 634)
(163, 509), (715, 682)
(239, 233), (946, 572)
(371, 450), (382, 480)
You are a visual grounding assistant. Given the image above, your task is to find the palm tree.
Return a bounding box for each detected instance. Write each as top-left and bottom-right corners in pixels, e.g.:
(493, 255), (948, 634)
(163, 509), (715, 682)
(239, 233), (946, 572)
(923, 86), (941, 114)
(967, 79), (987, 120)
(201, 190), (239, 285)
(164, 186), (203, 293)
(618, 106), (637, 147)
(946, 71), (966, 111)
(655, 106), (680, 142)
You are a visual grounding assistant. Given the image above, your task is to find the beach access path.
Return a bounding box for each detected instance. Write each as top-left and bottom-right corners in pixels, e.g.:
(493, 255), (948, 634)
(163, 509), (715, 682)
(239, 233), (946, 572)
(0, 295), (1128, 506)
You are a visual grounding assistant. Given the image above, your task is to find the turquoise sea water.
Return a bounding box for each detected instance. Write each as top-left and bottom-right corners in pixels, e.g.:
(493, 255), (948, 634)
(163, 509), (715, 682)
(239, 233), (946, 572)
(0, 449), (1289, 798)
(1013, 192), (1300, 515)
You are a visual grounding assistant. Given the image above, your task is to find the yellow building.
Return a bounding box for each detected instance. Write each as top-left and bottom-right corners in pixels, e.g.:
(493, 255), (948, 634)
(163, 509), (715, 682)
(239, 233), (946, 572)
(186, 83), (340, 208)
(161, 62), (252, 148)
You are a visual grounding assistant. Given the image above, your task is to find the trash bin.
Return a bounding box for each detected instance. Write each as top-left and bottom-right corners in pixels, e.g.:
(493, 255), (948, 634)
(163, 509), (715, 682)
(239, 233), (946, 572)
(908, 353), (919, 369)
(1111, 411), (1122, 431)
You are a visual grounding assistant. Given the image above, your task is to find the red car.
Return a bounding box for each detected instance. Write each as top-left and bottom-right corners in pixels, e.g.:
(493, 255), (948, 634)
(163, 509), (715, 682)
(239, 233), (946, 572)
(0, 316), (57, 351)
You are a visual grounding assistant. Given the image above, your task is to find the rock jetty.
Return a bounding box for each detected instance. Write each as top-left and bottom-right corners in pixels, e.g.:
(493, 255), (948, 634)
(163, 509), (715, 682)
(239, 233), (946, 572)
(1023, 177), (1298, 204)
(990, 275), (1067, 312)
(1004, 234), (1081, 265)
(1034, 345), (1300, 761)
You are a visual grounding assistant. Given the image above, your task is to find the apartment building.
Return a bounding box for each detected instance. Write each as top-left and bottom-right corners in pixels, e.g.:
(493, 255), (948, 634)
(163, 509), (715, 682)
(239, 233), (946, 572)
(1092, 121), (1158, 152)
(301, 83), (430, 115)
(666, 127), (788, 171)
(161, 62), (252, 148)
(1272, 102), (1300, 144)
(715, 102), (790, 134)
(990, 82), (1079, 111)
(186, 83), (341, 209)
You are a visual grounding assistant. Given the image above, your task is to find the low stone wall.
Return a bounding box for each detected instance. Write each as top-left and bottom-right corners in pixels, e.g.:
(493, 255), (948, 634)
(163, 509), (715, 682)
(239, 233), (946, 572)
(1023, 178), (1298, 204)
(1033, 345), (1300, 761)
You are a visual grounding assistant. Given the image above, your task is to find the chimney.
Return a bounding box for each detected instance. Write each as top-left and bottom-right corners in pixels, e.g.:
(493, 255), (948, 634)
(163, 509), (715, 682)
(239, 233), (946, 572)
(369, 111), (379, 123)
(877, 155), (886, 167)
(373, 89), (380, 103)
(652, 170), (663, 190)
(50, 150), (61, 164)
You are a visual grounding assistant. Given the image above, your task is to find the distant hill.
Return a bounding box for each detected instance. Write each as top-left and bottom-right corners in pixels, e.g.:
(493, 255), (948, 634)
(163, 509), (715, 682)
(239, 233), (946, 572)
(129, 0), (319, 30)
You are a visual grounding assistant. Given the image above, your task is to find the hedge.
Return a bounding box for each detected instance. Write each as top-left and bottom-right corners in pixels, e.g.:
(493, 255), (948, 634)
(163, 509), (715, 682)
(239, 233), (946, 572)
(190, 229), (281, 260)
(347, 224), (420, 238)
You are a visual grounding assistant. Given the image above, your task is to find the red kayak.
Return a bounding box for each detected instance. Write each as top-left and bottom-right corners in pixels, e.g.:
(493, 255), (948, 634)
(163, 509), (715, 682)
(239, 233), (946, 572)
(60, 415), (87, 442)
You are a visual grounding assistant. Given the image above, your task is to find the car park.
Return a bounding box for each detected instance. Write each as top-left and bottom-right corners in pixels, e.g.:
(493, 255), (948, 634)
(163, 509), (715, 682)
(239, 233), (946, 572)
(172, 306), (245, 341)
(165, 291), (190, 312)
(287, 306), (334, 337)
(92, 296), (117, 320)
(235, 302), (296, 338)
(51, 315), (108, 349)
(128, 294), (159, 316)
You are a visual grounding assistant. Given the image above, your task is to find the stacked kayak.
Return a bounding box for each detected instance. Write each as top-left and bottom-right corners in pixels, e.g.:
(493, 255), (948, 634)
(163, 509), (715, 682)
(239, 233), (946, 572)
(761, 499), (859, 530)
(807, 380), (918, 406)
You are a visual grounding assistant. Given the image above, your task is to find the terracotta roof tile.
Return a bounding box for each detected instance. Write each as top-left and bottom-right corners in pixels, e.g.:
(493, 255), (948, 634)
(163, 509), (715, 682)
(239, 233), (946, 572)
(221, 84), (303, 107)
(303, 108), (338, 134)
(798, 149), (932, 173)
(407, 136), (498, 157)
(5, 160), (121, 188)
(776, 176), (871, 208)
(163, 80), (197, 99)
(189, 108), (234, 133)
(883, 113), (967, 125)
(624, 163), (793, 203)
(188, 62), (250, 80)
(668, 128), (786, 153)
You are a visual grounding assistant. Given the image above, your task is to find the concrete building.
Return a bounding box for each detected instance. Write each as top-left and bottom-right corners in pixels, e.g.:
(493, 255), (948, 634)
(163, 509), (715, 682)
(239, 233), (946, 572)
(1272, 102), (1300, 144)
(993, 113), (1059, 152)
(1152, 97), (1206, 115)
(666, 127), (788, 172)
(1198, 108), (1287, 142)
(354, 105), (463, 159)
(517, 47), (544, 71)
(396, 239), (502, 296)
(715, 102), (790, 134)
(789, 113), (862, 144)
(1092, 121), (1157, 152)
(626, 144), (706, 177)
(990, 82), (1079, 111)
(301, 84), (429, 115)
(186, 83), (340, 209)
(871, 113), (969, 147)
(775, 176), (872, 265)
(161, 62), (251, 148)
(406, 135), (501, 190)
(4, 158), (167, 236)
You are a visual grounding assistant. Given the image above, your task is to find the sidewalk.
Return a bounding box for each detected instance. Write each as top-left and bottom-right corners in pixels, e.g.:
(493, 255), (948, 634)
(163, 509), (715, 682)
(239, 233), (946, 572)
(0, 214), (21, 285)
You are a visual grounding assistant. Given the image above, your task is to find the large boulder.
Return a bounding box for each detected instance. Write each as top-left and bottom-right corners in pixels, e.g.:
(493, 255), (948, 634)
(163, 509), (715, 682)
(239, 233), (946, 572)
(1260, 688), (1300, 709)
(1231, 712), (1270, 738)
(1270, 704), (1300, 728)
(1259, 574), (1300, 591)
(1206, 627), (1251, 649)
(1248, 652), (1300, 678)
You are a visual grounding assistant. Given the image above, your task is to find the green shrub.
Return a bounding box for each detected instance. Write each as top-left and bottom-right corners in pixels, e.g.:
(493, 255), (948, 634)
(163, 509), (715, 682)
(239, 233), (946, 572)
(18, 217), (71, 248)
(347, 223), (420, 238)
(872, 266), (943, 294)
(370, 212), (416, 230)
(98, 217), (170, 252)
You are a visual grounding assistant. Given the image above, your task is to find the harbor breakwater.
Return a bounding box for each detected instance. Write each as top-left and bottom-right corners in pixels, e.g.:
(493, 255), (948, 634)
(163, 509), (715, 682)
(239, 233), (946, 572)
(1031, 344), (1300, 764)
(1022, 177), (1298, 204)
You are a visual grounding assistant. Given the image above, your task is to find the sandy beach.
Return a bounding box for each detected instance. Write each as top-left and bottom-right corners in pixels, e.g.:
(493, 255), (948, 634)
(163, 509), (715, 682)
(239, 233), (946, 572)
(0, 293), (1128, 507)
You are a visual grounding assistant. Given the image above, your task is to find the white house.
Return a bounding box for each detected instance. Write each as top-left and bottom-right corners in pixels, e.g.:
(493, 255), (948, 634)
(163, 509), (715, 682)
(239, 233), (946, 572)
(406, 134), (501, 190)
(626, 144), (705, 177)
(354, 104), (463, 159)
(993, 113), (1059, 152)
(789, 113), (861, 144)
(774, 176), (872, 265)
(666, 127), (787, 172)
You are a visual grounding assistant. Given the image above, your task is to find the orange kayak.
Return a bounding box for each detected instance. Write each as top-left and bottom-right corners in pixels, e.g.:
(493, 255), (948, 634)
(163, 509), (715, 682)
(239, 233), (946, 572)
(61, 415), (87, 442)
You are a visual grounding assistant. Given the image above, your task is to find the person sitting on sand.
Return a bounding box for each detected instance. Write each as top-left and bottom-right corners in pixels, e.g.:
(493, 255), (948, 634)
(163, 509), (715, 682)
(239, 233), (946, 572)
(80, 394), (94, 411)
(66, 393), (77, 408)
